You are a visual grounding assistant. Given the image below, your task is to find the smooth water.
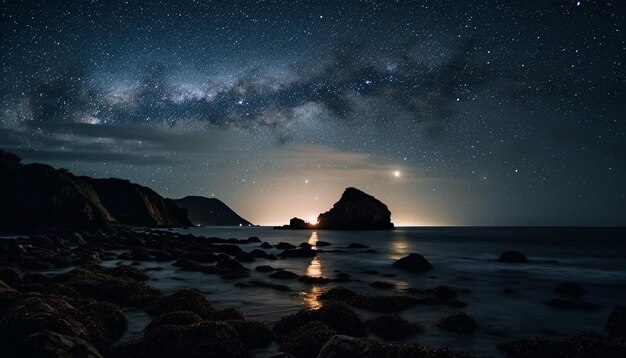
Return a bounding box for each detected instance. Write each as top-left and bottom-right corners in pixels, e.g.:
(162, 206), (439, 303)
(105, 227), (626, 357)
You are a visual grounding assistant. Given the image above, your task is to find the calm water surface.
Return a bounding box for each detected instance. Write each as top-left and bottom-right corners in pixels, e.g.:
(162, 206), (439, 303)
(104, 227), (626, 357)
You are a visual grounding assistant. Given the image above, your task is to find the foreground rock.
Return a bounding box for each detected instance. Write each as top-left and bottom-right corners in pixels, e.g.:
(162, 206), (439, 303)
(392, 253), (433, 272)
(318, 335), (474, 358)
(498, 333), (626, 358)
(365, 314), (424, 339)
(498, 251), (528, 263)
(274, 302), (367, 338)
(606, 307), (626, 337)
(437, 312), (478, 334)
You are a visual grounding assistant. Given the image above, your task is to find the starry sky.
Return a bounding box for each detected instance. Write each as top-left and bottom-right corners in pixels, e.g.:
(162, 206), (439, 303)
(1, 0), (625, 226)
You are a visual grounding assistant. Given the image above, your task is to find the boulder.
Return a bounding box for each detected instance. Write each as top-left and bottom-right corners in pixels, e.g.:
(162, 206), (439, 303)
(319, 287), (418, 312)
(280, 321), (337, 358)
(606, 306), (626, 337)
(365, 314), (424, 339)
(318, 335), (474, 358)
(269, 270), (300, 280)
(273, 302), (367, 338)
(22, 330), (104, 358)
(498, 333), (626, 358)
(498, 251), (528, 263)
(392, 253), (433, 272)
(437, 312), (478, 334)
(147, 289), (215, 319)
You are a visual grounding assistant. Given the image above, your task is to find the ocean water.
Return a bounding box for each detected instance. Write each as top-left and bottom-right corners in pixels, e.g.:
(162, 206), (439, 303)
(105, 227), (626, 357)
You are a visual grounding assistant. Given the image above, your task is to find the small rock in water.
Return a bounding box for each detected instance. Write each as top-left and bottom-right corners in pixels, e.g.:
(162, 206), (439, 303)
(437, 312), (478, 334)
(275, 242), (296, 250)
(369, 281), (395, 289)
(498, 250), (528, 263)
(347, 243), (369, 249)
(366, 314), (424, 339)
(392, 253), (434, 272)
(315, 241), (331, 247)
(260, 242), (272, 249)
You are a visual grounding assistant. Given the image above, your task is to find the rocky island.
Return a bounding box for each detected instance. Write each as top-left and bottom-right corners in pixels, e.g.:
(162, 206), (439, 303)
(275, 187), (394, 230)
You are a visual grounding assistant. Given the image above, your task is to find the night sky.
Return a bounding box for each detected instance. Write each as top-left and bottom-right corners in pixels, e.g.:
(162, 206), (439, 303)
(1, 0), (624, 226)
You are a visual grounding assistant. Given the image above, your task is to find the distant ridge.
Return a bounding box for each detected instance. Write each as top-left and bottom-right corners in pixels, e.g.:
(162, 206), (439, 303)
(172, 196), (253, 227)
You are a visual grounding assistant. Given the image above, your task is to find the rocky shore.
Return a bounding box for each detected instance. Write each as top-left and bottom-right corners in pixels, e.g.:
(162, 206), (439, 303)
(1, 227), (625, 357)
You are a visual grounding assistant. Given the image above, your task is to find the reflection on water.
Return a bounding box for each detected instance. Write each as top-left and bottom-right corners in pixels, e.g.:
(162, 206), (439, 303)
(307, 257), (322, 277)
(303, 255), (323, 309)
(390, 233), (410, 260)
(308, 231), (318, 246)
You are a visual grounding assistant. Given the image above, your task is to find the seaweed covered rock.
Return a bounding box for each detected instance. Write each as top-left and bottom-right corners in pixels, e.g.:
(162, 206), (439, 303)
(141, 321), (249, 358)
(22, 330), (104, 358)
(274, 302), (367, 338)
(144, 310), (204, 334)
(317, 335), (474, 358)
(280, 321), (337, 358)
(319, 287), (418, 312)
(366, 314), (424, 339)
(498, 333), (626, 358)
(147, 289), (215, 319)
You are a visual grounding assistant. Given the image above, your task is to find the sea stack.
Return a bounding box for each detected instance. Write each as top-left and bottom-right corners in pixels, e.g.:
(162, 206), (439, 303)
(317, 187), (394, 230)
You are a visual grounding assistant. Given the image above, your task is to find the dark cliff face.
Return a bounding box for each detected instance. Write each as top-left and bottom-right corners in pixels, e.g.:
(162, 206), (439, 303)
(0, 151), (114, 228)
(84, 178), (192, 227)
(316, 187), (394, 230)
(172, 196), (252, 226)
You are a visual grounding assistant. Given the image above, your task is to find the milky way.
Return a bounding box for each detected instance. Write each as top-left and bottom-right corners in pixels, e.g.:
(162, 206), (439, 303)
(1, 0), (624, 225)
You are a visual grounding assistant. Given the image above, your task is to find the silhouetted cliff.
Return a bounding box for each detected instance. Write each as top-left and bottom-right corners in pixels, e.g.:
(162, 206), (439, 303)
(172, 196), (252, 226)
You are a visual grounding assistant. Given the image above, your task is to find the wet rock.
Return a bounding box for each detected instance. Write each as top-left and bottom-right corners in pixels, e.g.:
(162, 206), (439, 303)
(0, 279), (16, 293)
(317, 335), (474, 358)
(498, 251), (528, 263)
(269, 270), (300, 280)
(544, 298), (601, 310)
(555, 282), (587, 297)
(299, 242), (312, 248)
(0, 266), (23, 287)
(224, 319), (275, 348)
(437, 312), (478, 334)
(215, 256), (249, 279)
(315, 241), (331, 247)
(392, 253), (433, 272)
(498, 333), (626, 358)
(147, 289), (215, 319)
(280, 321), (337, 358)
(249, 249), (268, 258)
(236, 252), (255, 263)
(141, 321), (249, 358)
(369, 281), (395, 289)
(274, 302), (367, 338)
(209, 308), (246, 321)
(260, 242), (273, 249)
(279, 247), (317, 258)
(347, 243), (369, 249)
(255, 265), (277, 272)
(144, 310), (204, 334)
(248, 236), (261, 243)
(319, 287), (418, 312)
(606, 306), (626, 337)
(365, 314), (424, 339)
(80, 300), (128, 347)
(22, 330), (104, 358)
(275, 242), (296, 250)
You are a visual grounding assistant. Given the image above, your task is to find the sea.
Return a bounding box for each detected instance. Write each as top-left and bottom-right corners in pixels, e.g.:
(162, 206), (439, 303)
(44, 227), (626, 356)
